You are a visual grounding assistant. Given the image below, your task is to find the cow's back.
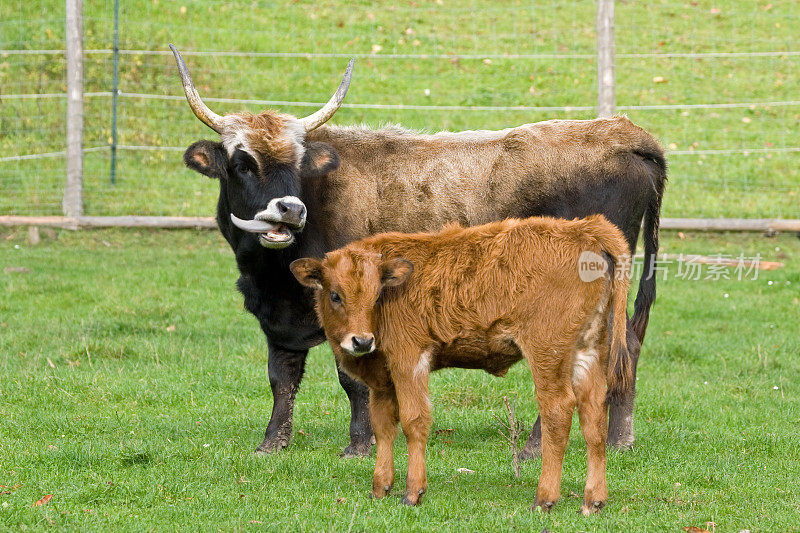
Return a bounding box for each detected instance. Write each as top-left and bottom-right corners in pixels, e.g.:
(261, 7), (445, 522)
(305, 117), (663, 249)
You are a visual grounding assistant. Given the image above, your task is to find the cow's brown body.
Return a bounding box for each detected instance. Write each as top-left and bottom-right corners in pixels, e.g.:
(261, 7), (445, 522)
(291, 215), (632, 513)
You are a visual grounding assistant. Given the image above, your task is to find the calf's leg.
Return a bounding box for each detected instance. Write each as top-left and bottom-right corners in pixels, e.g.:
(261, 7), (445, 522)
(532, 386), (576, 512)
(394, 374), (432, 506)
(256, 343), (307, 454)
(522, 319), (642, 459)
(574, 362), (609, 515)
(369, 387), (400, 498)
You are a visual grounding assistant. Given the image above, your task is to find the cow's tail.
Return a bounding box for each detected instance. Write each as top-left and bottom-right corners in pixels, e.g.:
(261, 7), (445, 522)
(630, 154), (667, 344)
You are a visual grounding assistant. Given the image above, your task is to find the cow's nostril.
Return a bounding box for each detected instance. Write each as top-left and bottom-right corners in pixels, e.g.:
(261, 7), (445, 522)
(352, 335), (374, 353)
(277, 201), (289, 213)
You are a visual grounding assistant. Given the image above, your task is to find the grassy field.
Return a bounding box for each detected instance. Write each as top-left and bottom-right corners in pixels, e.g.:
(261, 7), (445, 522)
(1, 0), (799, 218)
(1, 227), (798, 531)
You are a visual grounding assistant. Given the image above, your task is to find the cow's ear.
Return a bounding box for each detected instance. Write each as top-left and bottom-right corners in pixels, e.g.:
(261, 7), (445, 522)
(290, 258), (324, 290)
(184, 140), (227, 180)
(299, 142), (340, 177)
(380, 258), (414, 288)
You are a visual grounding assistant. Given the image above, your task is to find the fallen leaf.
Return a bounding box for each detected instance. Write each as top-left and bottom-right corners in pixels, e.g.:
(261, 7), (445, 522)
(742, 117), (751, 123)
(652, 76), (667, 84)
(166, 324), (176, 332)
(678, 232), (686, 240)
(250, 520), (262, 524)
(3, 266), (31, 274)
(336, 497), (346, 504)
(32, 494), (52, 507)
(683, 527), (711, 533)
(456, 468), (475, 474)
(47, 358), (55, 368)
(709, 7), (721, 14)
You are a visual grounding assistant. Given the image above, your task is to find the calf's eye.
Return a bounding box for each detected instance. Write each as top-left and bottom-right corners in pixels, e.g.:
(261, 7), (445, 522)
(330, 291), (342, 304)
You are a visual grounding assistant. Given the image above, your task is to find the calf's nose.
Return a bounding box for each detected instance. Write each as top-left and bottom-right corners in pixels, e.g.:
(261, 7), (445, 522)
(351, 335), (374, 353)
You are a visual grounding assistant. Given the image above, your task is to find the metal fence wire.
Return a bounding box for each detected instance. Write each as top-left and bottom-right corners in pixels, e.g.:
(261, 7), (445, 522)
(1, 0), (798, 220)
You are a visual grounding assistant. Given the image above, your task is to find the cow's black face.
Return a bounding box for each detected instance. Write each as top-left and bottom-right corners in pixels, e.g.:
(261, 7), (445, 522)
(183, 140), (339, 249)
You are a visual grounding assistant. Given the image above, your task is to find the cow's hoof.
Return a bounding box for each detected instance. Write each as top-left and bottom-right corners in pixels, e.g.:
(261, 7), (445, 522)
(607, 434), (634, 451)
(531, 499), (556, 513)
(340, 440), (373, 458)
(580, 500), (605, 516)
(254, 437), (289, 455)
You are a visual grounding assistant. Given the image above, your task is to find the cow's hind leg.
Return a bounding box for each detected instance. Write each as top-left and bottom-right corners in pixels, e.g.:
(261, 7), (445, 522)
(574, 353), (609, 515)
(256, 343), (307, 454)
(338, 366), (374, 458)
(606, 320), (640, 450)
(519, 418), (542, 460)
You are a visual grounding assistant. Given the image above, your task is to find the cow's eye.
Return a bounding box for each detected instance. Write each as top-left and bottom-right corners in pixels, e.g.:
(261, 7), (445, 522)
(330, 291), (342, 304)
(234, 162), (252, 176)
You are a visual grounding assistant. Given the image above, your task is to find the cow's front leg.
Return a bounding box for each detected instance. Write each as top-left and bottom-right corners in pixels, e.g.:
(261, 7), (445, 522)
(255, 343), (307, 454)
(338, 364), (374, 458)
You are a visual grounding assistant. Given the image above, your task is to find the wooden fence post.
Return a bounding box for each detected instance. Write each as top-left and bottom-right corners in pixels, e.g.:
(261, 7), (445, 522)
(64, 0), (84, 217)
(597, 0), (615, 118)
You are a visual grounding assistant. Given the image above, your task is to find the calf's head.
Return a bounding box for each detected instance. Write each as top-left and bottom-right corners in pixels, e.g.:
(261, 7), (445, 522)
(171, 44), (351, 249)
(290, 250), (413, 356)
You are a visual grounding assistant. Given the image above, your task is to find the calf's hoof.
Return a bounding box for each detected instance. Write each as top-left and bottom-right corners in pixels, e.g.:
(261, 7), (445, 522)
(254, 436), (290, 454)
(531, 499), (556, 513)
(340, 440), (373, 458)
(401, 489), (425, 506)
(370, 483), (393, 499)
(580, 500), (605, 516)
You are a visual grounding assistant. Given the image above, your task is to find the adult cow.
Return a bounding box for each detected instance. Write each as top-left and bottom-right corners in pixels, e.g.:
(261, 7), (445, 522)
(170, 45), (665, 458)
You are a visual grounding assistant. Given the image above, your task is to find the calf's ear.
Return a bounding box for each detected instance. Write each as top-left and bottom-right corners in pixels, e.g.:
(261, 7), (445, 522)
(290, 258), (324, 290)
(184, 140), (228, 180)
(299, 142), (340, 178)
(380, 258), (414, 288)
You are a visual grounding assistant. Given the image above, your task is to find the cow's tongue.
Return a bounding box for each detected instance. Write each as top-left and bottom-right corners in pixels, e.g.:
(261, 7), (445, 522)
(264, 225), (291, 242)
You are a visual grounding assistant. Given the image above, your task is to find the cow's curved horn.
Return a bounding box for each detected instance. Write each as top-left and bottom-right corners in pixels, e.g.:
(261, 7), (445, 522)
(169, 44), (224, 134)
(298, 58), (354, 131)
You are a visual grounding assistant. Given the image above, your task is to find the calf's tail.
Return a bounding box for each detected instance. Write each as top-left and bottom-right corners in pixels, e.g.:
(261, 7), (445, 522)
(606, 253), (632, 395)
(592, 220), (634, 396)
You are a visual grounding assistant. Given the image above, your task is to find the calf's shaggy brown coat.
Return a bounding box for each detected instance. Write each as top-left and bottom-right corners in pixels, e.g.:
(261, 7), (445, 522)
(291, 215), (632, 513)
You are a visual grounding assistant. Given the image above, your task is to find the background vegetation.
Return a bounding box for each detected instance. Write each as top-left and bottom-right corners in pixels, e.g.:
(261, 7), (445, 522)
(1, 0), (799, 218)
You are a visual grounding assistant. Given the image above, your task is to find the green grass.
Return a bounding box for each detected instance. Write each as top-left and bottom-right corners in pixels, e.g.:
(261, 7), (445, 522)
(1, 228), (798, 530)
(1, 0), (799, 218)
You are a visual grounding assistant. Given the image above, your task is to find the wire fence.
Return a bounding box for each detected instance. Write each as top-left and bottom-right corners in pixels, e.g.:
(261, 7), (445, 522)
(1, 0), (798, 220)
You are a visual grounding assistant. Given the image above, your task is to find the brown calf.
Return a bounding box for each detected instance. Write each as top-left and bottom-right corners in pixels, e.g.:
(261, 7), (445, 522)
(290, 215), (632, 514)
